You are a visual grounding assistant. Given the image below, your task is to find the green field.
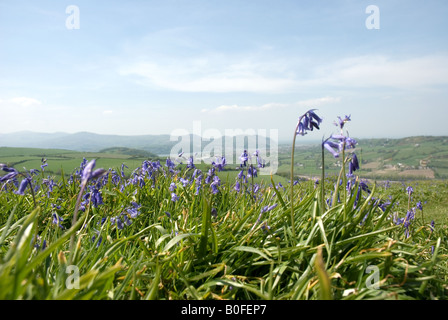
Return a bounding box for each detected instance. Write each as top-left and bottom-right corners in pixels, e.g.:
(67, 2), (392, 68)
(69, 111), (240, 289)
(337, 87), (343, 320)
(276, 136), (448, 180)
(1, 137), (448, 301)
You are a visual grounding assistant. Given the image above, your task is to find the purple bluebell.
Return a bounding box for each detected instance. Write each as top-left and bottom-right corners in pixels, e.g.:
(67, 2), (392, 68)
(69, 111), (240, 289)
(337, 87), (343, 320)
(121, 163), (128, 178)
(122, 214), (132, 226)
(171, 192), (179, 202)
(127, 202), (141, 218)
(210, 181), (220, 194)
(416, 201), (423, 211)
(0, 171), (18, 182)
(406, 186), (414, 196)
(169, 182), (177, 191)
(234, 180), (241, 192)
(211, 207), (217, 219)
(180, 178), (189, 187)
(247, 166), (257, 178)
(165, 158), (176, 169)
(186, 156), (195, 170)
(334, 115), (351, 130)
(237, 169), (245, 180)
(430, 220), (435, 232)
(240, 150), (248, 167)
(81, 159), (106, 182)
(52, 213), (64, 229)
(165, 211), (171, 218)
(14, 178), (30, 195)
(296, 109), (322, 136)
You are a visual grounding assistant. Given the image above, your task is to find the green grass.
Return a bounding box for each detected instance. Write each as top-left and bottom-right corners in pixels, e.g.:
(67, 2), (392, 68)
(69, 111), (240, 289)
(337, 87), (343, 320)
(1, 152), (447, 300)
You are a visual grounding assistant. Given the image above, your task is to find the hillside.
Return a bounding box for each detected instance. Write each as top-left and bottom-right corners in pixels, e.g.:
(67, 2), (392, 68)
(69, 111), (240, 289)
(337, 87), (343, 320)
(277, 135), (448, 180)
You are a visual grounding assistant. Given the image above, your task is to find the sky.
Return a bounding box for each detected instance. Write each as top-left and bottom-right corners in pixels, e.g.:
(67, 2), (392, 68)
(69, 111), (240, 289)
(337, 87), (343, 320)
(0, 0), (447, 143)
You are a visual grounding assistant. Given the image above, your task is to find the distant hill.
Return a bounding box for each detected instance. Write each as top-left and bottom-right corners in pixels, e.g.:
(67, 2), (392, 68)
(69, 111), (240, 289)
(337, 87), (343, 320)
(0, 131), (273, 156)
(98, 147), (158, 158)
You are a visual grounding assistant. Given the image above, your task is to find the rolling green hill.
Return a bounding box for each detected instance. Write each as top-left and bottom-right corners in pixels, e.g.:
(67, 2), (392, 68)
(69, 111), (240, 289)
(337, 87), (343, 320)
(277, 135), (448, 180)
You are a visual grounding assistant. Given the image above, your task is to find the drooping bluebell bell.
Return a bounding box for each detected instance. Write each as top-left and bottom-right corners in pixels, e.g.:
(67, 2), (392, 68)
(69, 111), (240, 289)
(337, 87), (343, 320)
(251, 204), (278, 231)
(122, 214), (132, 226)
(212, 156), (226, 172)
(334, 115), (351, 130)
(169, 182), (177, 192)
(406, 186), (414, 196)
(0, 171), (18, 182)
(240, 150), (248, 167)
(186, 156), (195, 170)
(430, 220), (435, 232)
(247, 166), (257, 178)
(253, 150), (266, 168)
(416, 201), (423, 211)
(211, 207), (218, 219)
(127, 201), (141, 218)
(165, 158), (176, 169)
(296, 109), (322, 136)
(91, 188), (103, 208)
(179, 178), (189, 187)
(81, 159), (106, 183)
(121, 163), (128, 178)
(14, 177), (30, 195)
(237, 169), (245, 180)
(171, 192), (179, 202)
(52, 213), (64, 229)
(234, 180), (241, 193)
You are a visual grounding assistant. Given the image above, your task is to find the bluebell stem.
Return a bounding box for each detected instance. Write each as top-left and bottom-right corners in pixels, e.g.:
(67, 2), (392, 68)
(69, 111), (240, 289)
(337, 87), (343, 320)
(70, 159), (106, 263)
(291, 109), (323, 236)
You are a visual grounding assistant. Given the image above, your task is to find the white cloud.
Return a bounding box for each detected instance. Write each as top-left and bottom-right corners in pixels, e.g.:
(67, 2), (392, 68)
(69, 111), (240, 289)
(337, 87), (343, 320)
(8, 97), (42, 107)
(118, 49), (448, 93)
(206, 96), (341, 113)
(310, 54), (448, 89)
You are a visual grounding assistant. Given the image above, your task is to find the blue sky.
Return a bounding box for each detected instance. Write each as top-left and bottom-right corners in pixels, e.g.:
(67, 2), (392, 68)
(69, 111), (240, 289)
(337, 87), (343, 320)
(0, 0), (447, 142)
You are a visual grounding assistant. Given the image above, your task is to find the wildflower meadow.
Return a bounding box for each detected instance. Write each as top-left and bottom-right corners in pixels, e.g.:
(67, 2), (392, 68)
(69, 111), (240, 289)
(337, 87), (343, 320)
(0, 110), (447, 302)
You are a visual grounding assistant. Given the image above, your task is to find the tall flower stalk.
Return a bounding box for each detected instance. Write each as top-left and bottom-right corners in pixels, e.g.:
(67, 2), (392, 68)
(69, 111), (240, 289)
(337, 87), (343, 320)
(69, 159), (106, 263)
(290, 109), (322, 236)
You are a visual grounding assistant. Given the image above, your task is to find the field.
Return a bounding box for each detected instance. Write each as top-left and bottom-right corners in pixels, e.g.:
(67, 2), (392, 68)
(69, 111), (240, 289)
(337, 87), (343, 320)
(1, 115), (448, 302)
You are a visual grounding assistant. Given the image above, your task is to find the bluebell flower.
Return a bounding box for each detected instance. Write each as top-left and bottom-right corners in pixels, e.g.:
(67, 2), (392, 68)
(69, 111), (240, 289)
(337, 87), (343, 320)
(169, 182), (177, 191)
(165, 211), (171, 218)
(210, 181), (220, 194)
(0, 171), (18, 182)
(296, 109), (322, 136)
(240, 150), (248, 167)
(165, 158), (176, 169)
(416, 201), (423, 211)
(406, 186), (414, 196)
(171, 192), (179, 202)
(14, 177), (30, 195)
(334, 115), (351, 130)
(52, 213), (64, 229)
(186, 156), (195, 170)
(234, 180), (241, 193)
(81, 160), (106, 183)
